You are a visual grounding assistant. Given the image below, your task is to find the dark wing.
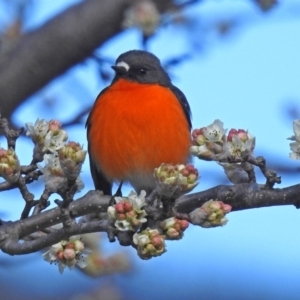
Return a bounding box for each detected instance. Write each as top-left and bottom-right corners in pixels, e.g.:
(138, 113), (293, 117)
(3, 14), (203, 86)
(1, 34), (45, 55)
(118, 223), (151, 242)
(86, 87), (112, 195)
(169, 85), (192, 130)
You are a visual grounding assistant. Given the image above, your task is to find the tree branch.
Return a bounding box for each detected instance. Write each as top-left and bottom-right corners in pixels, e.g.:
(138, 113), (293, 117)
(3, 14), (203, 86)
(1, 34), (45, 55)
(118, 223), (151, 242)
(175, 182), (300, 213)
(0, 0), (131, 119)
(0, 183), (299, 255)
(0, 0), (177, 120)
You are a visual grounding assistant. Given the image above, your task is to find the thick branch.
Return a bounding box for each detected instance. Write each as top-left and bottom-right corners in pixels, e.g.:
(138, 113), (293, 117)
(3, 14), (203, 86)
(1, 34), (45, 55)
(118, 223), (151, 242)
(0, 0), (130, 119)
(1, 220), (109, 255)
(0, 0), (175, 119)
(175, 183), (300, 213)
(1, 183), (300, 255)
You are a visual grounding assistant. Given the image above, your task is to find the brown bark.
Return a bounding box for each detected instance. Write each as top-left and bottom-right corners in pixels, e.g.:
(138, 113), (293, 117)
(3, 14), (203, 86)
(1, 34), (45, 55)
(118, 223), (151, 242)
(0, 0), (176, 120)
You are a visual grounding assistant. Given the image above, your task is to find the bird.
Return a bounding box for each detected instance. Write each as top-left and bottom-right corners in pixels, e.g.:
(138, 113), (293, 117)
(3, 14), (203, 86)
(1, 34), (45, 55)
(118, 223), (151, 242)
(86, 50), (192, 195)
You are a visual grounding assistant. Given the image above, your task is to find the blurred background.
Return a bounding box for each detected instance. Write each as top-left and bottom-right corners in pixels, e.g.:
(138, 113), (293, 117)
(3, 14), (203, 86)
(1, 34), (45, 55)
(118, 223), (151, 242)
(0, 0), (300, 299)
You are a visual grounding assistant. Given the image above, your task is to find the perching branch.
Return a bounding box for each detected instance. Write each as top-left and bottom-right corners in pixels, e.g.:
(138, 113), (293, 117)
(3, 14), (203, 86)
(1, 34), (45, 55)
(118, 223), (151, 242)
(0, 182), (299, 255)
(1, 115), (299, 258)
(175, 182), (300, 213)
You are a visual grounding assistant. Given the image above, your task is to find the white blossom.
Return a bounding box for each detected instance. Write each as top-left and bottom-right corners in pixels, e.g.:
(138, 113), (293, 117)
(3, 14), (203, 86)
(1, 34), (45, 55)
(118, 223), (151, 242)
(203, 119), (226, 143)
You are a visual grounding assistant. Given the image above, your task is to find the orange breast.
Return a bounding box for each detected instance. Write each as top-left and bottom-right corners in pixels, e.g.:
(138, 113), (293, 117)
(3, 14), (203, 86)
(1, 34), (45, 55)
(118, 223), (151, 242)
(88, 79), (191, 182)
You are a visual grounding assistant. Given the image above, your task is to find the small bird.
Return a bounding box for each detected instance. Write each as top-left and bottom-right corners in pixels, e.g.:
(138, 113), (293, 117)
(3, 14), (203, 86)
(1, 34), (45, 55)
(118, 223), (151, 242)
(86, 50), (192, 195)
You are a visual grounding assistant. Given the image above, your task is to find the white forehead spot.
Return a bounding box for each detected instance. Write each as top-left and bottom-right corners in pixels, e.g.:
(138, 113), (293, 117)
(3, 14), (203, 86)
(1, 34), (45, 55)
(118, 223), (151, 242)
(116, 61), (130, 71)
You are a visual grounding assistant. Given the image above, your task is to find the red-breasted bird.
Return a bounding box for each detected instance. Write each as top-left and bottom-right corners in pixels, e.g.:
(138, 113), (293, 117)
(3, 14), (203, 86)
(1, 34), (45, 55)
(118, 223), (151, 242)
(86, 50), (191, 195)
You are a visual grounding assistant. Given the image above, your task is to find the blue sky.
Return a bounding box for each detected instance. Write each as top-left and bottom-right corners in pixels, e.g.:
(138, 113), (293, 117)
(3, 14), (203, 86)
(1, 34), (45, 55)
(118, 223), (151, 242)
(1, 1), (300, 299)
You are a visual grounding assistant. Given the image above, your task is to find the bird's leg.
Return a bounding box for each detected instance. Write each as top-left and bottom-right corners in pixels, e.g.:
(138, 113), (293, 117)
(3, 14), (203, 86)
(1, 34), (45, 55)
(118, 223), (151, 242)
(109, 181), (123, 206)
(161, 196), (173, 218)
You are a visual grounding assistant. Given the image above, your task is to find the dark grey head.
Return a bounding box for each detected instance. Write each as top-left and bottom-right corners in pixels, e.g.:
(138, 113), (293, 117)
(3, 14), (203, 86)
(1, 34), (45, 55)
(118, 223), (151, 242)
(111, 50), (171, 86)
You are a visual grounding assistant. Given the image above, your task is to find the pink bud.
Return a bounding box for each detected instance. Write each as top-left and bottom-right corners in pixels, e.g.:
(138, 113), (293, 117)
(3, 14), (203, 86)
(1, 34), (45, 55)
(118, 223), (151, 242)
(237, 129), (248, 141)
(151, 236), (163, 248)
(0, 148), (7, 157)
(63, 248), (76, 260)
(181, 169), (189, 177)
(221, 203), (232, 213)
(192, 128), (205, 139)
(180, 220), (189, 230)
(115, 202), (124, 213)
(185, 164), (195, 172)
(67, 141), (79, 149)
(227, 129), (238, 142)
(48, 120), (61, 132)
(65, 242), (75, 249)
(123, 202), (133, 212)
(57, 251), (64, 260)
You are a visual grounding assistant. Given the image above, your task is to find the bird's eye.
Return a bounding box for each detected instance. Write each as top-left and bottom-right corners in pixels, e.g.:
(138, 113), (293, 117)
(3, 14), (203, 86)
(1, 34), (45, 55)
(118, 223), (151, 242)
(139, 68), (147, 75)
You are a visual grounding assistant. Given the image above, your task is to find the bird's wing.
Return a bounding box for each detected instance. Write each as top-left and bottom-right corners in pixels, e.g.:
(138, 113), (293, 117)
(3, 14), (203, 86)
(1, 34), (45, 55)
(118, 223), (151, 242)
(86, 87), (112, 195)
(169, 84), (192, 130)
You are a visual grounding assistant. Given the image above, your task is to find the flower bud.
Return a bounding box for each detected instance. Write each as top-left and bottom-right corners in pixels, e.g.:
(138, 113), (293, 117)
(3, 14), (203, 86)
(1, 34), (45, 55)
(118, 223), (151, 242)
(133, 228), (166, 259)
(107, 191), (147, 231)
(0, 147), (21, 182)
(63, 248), (76, 260)
(189, 199), (232, 228)
(159, 217), (189, 240)
(154, 163), (199, 198)
(48, 119), (62, 133)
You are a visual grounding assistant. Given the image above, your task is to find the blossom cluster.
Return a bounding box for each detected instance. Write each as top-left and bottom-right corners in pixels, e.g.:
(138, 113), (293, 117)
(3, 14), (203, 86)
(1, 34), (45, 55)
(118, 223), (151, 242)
(190, 119), (255, 161)
(26, 119), (68, 153)
(288, 119), (300, 160)
(107, 190), (147, 231)
(43, 236), (87, 274)
(26, 119), (86, 192)
(123, 0), (160, 37)
(0, 147), (20, 183)
(189, 200), (232, 228)
(107, 191), (192, 259)
(160, 217), (189, 240)
(133, 228), (166, 260)
(154, 163), (199, 197)
(190, 120), (256, 184)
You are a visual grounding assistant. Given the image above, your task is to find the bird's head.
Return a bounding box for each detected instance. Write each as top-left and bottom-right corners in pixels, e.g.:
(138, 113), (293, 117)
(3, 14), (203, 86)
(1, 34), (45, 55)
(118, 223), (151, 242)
(112, 50), (171, 85)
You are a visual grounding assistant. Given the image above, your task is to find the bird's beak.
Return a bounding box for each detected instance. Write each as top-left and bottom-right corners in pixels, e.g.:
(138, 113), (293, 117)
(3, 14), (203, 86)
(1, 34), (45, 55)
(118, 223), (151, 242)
(111, 65), (127, 75)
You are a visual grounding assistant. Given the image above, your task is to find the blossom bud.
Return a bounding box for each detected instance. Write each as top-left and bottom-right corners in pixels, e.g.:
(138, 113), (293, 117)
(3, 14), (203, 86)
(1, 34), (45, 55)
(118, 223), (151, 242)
(65, 242), (75, 249)
(123, 201), (133, 212)
(57, 251), (64, 261)
(190, 120), (227, 160)
(226, 128), (255, 157)
(123, 0), (160, 37)
(133, 228), (166, 259)
(63, 248), (76, 260)
(48, 119), (62, 133)
(192, 128), (206, 146)
(108, 191), (147, 231)
(74, 240), (84, 252)
(189, 199), (232, 228)
(159, 217), (189, 240)
(0, 147), (21, 182)
(58, 141), (86, 164)
(288, 120), (300, 160)
(154, 163), (199, 198)
(115, 202), (125, 213)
